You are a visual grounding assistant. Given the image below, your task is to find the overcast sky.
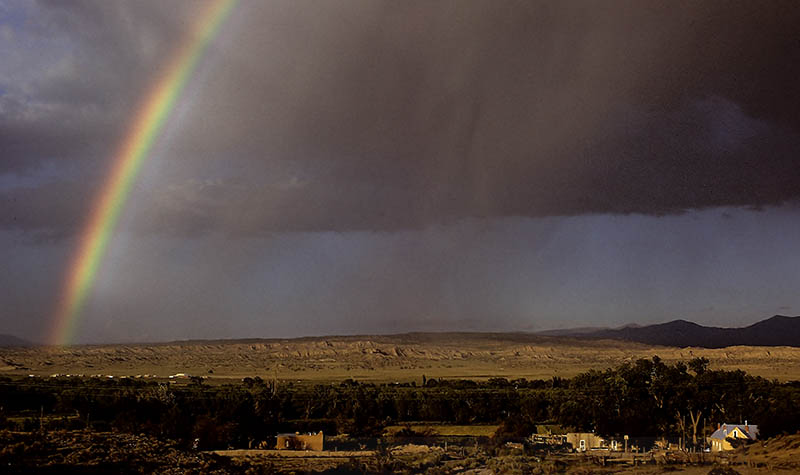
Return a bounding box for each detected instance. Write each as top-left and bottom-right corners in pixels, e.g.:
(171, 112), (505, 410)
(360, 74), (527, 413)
(1, 0), (800, 343)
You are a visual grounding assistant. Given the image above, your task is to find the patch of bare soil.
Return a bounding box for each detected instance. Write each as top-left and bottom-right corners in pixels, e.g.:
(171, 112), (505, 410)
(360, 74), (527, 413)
(3, 333), (800, 382)
(391, 443), (444, 455)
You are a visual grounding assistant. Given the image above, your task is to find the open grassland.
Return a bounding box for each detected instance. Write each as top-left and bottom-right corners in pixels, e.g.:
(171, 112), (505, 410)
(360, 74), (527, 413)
(3, 332), (800, 382)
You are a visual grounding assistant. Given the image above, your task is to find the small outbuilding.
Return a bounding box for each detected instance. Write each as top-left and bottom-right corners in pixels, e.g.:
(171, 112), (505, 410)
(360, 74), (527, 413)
(276, 431), (324, 451)
(709, 422), (758, 452)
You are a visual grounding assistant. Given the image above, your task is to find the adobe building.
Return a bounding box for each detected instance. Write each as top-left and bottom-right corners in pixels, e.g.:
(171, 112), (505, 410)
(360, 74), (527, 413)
(565, 432), (605, 452)
(275, 431), (324, 451)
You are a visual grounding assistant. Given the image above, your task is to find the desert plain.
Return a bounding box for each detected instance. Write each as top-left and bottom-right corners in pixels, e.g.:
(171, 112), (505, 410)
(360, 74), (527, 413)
(3, 332), (800, 382)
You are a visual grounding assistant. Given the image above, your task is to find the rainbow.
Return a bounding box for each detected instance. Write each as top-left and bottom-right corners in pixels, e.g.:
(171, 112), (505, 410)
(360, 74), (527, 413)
(48, 0), (237, 346)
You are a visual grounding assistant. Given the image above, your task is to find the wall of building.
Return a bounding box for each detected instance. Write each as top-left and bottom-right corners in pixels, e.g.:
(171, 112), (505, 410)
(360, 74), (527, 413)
(565, 432), (605, 452)
(275, 432), (324, 451)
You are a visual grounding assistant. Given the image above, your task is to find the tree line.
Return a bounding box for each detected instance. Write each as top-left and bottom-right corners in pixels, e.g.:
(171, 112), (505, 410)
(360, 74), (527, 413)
(0, 357), (798, 449)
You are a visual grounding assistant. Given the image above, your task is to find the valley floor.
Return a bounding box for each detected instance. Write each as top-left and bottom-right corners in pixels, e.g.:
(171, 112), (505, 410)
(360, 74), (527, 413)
(4, 333), (800, 382)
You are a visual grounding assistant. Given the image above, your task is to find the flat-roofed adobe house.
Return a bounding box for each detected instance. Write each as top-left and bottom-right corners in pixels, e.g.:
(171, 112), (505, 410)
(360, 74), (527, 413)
(565, 432), (605, 452)
(275, 431), (324, 451)
(709, 422), (759, 451)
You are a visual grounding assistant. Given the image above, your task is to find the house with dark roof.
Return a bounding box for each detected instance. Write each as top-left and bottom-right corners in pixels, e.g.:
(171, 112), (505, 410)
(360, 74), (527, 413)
(709, 422), (758, 451)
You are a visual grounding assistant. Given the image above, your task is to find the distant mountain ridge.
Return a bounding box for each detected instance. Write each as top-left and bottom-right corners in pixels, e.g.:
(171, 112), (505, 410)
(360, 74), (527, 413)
(537, 323), (641, 337)
(535, 326), (611, 337)
(0, 334), (32, 347)
(570, 315), (800, 348)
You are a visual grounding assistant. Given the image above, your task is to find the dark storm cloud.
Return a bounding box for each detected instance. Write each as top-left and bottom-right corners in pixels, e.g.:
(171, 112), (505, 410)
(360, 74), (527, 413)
(2, 0), (800, 235)
(0, 0), (197, 172)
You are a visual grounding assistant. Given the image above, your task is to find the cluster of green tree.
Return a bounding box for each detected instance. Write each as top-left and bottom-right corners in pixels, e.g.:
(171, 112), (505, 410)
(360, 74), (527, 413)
(0, 357), (798, 450)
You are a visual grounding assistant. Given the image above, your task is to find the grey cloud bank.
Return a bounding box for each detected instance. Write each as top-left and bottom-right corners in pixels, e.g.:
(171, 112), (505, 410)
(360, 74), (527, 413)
(4, 208), (800, 343)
